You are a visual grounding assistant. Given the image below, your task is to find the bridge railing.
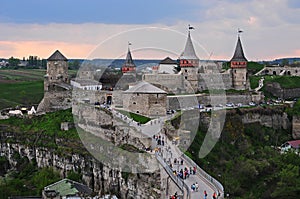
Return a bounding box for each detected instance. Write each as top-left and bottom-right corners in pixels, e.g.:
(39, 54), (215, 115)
(156, 154), (191, 199)
(182, 153), (224, 198)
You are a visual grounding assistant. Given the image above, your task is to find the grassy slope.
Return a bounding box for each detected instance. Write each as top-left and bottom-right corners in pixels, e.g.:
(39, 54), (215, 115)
(247, 62), (264, 74)
(0, 109), (84, 198)
(187, 112), (300, 199)
(0, 69), (78, 110)
(117, 109), (151, 124)
(0, 81), (44, 109)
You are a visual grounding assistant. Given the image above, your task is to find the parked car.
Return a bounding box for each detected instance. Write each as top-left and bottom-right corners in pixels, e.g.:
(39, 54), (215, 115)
(249, 102), (256, 106)
(226, 103), (234, 107)
(236, 103), (243, 107)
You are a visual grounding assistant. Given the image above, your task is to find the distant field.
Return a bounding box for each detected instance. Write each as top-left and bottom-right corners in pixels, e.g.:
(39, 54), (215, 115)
(0, 81), (44, 110)
(0, 69), (45, 82)
(0, 69), (78, 82)
(0, 69), (78, 109)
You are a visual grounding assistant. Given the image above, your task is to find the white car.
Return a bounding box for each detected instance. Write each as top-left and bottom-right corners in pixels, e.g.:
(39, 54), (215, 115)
(249, 102), (256, 106)
(236, 103), (243, 107)
(226, 103), (234, 107)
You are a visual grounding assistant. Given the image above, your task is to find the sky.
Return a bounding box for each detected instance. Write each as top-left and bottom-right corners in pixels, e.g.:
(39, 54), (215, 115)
(0, 0), (300, 61)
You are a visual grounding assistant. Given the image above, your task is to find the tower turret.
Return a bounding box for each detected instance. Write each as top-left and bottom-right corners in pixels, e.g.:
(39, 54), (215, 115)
(179, 26), (199, 92)
(230, 31), (249, 90)
(122, 45), (136, 74)
(45, 50), (69, 91)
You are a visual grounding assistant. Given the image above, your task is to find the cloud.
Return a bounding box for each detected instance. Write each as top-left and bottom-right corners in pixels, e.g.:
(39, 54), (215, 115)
(0, 0), (299, 60)
(0, 40), (95, 59)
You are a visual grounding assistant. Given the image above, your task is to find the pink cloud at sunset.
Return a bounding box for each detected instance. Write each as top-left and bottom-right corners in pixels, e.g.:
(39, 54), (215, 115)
(0, 41), (95, 59)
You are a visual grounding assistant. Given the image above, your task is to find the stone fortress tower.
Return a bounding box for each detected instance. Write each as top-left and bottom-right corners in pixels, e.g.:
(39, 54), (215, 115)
(230, 33), (249, 90)
(179, 29), (200, 93)
(121, 45), (136, 75)
(115, 44), (137, 90)
(37, 50), (72, 113)
(44, 50), (69, 91)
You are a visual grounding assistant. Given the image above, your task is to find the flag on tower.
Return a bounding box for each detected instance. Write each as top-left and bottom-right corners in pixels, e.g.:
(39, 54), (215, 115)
(188, 24), (195, 30)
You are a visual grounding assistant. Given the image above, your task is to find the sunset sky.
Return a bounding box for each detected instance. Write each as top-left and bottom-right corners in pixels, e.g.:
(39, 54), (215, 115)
(0, 0), (300, 61)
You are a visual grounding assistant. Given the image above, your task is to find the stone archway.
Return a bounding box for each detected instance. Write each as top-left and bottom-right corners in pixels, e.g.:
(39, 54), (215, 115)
(106, 95), (112, 105)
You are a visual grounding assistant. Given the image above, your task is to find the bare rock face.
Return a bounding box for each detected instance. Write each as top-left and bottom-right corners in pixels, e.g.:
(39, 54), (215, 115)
(292, 115), (300, 139)
(0, 141), (161, 199)
(37, 90), (72, 113)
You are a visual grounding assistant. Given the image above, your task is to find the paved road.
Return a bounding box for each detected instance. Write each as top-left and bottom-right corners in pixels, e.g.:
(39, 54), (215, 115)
(112, 109), (222, 199)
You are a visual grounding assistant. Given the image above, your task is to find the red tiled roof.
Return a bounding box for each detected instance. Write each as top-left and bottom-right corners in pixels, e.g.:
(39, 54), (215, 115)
(287, 140), (300, 148)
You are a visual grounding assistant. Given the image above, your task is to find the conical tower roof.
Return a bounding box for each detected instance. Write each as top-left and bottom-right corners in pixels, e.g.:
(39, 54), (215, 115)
(180, 31), (199, 60)
(231, 36), (247, 62)
(123, 47), (136, 67)
(48, 50), (68, 61)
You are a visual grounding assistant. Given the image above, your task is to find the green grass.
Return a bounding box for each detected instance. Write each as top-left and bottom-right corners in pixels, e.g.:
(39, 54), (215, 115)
(0, 69), (78, 81)
(0, 69), (45, 81)
(0, 81), (44, 109)
(286, 100), (300, 116)
(250, 76), (261, 89)
(247, 61), (264, 74)
(266, 76), (300, 89)
(116, 109), (151, 124)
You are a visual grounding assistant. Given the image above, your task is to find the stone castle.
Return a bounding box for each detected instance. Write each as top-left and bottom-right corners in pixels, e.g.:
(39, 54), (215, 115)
(37, 30), (255, 116)
(144, 30), (249, 93)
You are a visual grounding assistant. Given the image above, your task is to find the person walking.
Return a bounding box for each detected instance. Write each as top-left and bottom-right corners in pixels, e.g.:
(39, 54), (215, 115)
(213, 192), (217, 199)
(195, 182), (199, 192)
(204, 190), (207, 199)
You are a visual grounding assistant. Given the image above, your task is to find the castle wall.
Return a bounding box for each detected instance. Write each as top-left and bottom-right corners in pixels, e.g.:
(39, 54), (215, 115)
(123, 93), (167, 116)
(143, 73), (184, 93)
(262, 66), (300, 76)
(231, 67), (248, 90)
(167, 93), (261, 110)
(46, 61), (68, 84)
(265, 82), (300, 99)
(198, 73), (233, 91)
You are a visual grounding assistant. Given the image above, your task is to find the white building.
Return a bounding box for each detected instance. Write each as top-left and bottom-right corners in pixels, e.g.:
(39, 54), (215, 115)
(71, 79), (102, 91)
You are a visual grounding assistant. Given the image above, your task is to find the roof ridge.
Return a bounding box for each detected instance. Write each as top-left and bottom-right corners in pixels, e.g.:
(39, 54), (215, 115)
(123, 47), (136, 67)
(48, 50), (68, 61)
(231, 36), (247, 62)
(180, 31), (199, 60)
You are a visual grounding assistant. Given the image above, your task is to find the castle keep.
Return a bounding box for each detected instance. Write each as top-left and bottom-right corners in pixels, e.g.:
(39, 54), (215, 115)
(37, 50), (72, 112)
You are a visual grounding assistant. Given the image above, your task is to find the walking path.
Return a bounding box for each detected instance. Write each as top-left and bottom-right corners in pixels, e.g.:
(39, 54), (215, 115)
(111, 109), (224, 199)
(254, 77), (264, 92)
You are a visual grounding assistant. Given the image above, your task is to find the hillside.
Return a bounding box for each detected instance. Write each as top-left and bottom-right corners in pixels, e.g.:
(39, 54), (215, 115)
(186, 110), (300, 199)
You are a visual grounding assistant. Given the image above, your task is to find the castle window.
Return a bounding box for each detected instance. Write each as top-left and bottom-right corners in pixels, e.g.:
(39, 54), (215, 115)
(234, 70), (236, 73)
(185, 69), (187, 73)
(296, 70), (298, 73)
(133, 102), (136, 104)
(137, 93), (139, 96)
(185, 76), (187, 80)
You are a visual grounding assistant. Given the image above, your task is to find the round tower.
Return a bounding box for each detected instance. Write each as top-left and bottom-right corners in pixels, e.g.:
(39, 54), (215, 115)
(179, 27), (199, 92)
(230, 32), (249, 90)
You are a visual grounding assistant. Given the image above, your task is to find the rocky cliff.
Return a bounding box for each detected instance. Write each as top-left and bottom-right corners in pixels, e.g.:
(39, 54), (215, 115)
(292, 115), (300, 139)
(0, 107), (161, 199)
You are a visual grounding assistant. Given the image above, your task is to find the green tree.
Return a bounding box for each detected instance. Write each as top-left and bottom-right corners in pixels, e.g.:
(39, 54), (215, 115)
(32, 167), (60, 195)
(271, 164), (300, 198)
(8, 56), (20, 68)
